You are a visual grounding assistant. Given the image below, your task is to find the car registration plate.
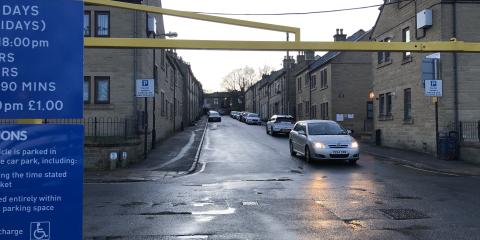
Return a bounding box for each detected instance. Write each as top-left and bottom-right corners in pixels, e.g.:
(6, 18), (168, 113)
(332, 150), (348, 154)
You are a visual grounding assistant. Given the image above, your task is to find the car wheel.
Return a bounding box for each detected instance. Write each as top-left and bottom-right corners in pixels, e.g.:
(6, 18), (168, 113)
(266, 126), (270, 135)
(348, 159), (358, 165)
(270, 127), (276, 136)
(305, 146), (311, 163)
(289, 141), (296, 156)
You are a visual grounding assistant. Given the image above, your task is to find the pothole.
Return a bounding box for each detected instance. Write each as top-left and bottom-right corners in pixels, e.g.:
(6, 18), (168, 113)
(380, 209), (429, 220)
(343, 219), (364, 230)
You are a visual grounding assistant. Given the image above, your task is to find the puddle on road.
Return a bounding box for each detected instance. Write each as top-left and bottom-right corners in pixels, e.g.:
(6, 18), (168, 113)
(192, 207), (236, 215)
(177, 235), (209, 239)
(194, 215), (216, 223)
(192, 202), (214, 207)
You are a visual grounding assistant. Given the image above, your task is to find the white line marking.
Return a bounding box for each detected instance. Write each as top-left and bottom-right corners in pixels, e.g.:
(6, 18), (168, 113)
(150, 132), (196, 170)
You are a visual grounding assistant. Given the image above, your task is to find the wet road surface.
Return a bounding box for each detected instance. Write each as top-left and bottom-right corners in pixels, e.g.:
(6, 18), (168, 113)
(84, 117), (480, 240)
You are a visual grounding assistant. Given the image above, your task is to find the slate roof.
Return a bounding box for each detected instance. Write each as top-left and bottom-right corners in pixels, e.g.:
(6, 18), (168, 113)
(309, 29), (370, 72)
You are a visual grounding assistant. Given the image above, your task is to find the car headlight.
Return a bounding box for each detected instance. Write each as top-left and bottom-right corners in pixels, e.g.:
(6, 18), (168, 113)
(351, 141), (359, 149)
(314, 142), (326, 149)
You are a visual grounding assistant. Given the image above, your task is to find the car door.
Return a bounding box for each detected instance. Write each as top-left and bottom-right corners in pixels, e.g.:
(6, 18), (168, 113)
(291, 123), (303, 152)
(296, 123), (308, 154)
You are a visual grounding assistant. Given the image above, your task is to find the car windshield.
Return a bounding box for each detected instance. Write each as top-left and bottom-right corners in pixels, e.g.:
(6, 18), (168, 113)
(210, 112), (220, 116)
(248, 114), (259, 117)
(308, 122), (348, 135)
(275, 117), (294, 123)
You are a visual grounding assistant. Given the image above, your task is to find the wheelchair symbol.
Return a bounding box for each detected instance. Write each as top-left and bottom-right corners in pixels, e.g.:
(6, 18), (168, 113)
(30, 222), (50, 240)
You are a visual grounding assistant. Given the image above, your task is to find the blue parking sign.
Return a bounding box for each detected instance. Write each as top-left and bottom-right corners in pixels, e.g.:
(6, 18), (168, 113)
(0, 125), (83, 240)
(0, 0), (83, 118)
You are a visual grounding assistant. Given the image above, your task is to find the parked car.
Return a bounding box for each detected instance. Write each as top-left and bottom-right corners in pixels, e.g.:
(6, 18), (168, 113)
(266, 115), (295, 136)
(239, 112), (250, 122)
(230, 111), (239, 118)
(289, 120), (359, 164)
(244, 113), (261, 125)
(208, 111), (222, 122)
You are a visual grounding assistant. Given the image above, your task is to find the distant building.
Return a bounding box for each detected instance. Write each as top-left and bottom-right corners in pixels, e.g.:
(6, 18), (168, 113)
(204, 91), (244, 114)
(295, 29), (373, 136)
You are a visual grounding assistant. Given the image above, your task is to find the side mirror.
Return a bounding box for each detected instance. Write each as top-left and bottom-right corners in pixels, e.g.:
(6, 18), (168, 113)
(347, 130), (353, 135)
(298, 130), (306, 136)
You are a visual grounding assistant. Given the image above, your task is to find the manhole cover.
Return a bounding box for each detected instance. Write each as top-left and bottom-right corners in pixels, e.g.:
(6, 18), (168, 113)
(242, 201), (259, 206)
(380, 209), (429, 220)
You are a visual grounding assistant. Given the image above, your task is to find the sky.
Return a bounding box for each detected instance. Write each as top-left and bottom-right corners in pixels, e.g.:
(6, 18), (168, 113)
(161, 0), (384, 92)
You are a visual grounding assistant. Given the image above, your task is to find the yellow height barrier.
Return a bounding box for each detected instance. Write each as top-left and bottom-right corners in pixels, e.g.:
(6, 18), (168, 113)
(83, 0), (301, 41)
(83, 0), (480, 53)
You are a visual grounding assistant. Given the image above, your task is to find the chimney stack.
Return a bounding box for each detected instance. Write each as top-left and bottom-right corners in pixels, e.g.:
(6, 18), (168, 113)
(283, 56), (295, 69)
(296, 52), (306, 63)
(334, 28), (347, 41)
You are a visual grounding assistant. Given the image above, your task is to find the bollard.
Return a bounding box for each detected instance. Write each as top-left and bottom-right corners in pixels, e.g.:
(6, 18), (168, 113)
(109, 152), (118, 170)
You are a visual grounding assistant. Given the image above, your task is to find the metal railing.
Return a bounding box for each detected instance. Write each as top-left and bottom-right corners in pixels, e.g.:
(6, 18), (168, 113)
(447, 121), (480, 143)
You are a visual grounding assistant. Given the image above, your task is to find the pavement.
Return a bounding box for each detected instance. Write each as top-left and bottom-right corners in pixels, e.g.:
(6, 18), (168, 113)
(84, 117), (207, 183)
(361, 143), (480, 177)
(84, 117), (480, 240)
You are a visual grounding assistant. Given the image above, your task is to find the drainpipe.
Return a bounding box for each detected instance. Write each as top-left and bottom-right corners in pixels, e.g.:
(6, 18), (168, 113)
(452, 0), (459, 127)
(133, 11), (138, 117)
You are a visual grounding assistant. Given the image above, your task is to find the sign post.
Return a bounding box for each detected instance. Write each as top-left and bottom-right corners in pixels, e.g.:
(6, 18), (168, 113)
(136, 79), (155, 159)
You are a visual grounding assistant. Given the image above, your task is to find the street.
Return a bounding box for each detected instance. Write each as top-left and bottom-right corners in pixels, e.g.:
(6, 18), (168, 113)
(84, 117), (480, 240)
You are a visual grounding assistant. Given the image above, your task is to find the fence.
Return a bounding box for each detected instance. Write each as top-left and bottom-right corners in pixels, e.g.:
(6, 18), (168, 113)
(447, 121), (480, 143)
(0, 117), (139, 141)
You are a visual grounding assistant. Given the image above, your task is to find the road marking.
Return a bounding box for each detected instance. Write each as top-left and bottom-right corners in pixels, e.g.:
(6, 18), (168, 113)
(400, 164), (460, 176)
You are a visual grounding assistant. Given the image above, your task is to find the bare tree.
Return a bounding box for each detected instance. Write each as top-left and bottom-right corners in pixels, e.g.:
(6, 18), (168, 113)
(221, 65), (274, 92)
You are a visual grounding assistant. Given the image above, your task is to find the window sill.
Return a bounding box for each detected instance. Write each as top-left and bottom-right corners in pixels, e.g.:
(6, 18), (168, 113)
(402, 56), (413, 65)
(403, 118), (414, 125)
(377, 60), (392, 69)
(378, 115), (394, 121)
(84, 104), (114, 110)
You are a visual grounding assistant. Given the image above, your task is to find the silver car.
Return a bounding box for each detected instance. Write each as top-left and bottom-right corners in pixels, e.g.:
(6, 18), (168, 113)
(289, 120), (359, 164)
(266, 115), (295, 136)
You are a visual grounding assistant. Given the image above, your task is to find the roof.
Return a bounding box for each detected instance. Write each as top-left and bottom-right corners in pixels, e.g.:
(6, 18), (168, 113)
(309, 29), (370, 72)
(298, 120), (337, 124)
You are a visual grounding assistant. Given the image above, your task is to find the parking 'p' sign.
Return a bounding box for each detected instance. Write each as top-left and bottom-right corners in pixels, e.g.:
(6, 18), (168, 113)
(0, 0), (83, 119)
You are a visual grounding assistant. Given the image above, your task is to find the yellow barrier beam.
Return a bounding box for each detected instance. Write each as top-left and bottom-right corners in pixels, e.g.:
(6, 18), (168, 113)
(84, 38), (480, 52)
(84, 0), (301, 42)
(15, 119), (43, 124)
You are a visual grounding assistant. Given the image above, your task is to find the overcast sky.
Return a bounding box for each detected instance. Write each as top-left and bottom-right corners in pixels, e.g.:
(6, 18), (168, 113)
(161, 0), (384, 92)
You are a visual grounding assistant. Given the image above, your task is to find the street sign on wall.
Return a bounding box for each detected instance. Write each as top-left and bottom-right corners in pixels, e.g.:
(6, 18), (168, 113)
(0, 124), (83, 240)
(136, 79), (155, 98)
(0, 0), (84, 118)
(425, 80), (443, 97)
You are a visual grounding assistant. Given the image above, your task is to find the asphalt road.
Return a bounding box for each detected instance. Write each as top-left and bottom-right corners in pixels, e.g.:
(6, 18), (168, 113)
(84, 116), (480, 240)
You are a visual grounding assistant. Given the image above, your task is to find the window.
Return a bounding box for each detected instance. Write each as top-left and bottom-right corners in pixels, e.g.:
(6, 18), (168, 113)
(386, 92), (393, 116)
(320, 102), (329, 120)
(311, 75), (317, 89)
(378, 38), (391, 64)
(320, 69), (328, 88)
(297, 103), (303, 117)
(297, 77), (302, 92)
(161, 92), (165, 116)
(403, 27), (411, 58)
(367, 101), (374, 119)
(94, 76), (110, 104)
(95, 11), (110, 37)
(304, 75), (309, 87)
(379, 94), (385, 116)
(84, 76), (91, 104)
(213, 98), (219, 105)
(404, 88), (412, 120)
(84, 11), (91, 37)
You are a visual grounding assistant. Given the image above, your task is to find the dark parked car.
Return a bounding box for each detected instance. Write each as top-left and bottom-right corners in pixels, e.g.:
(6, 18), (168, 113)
(208, 111), (222, 122)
